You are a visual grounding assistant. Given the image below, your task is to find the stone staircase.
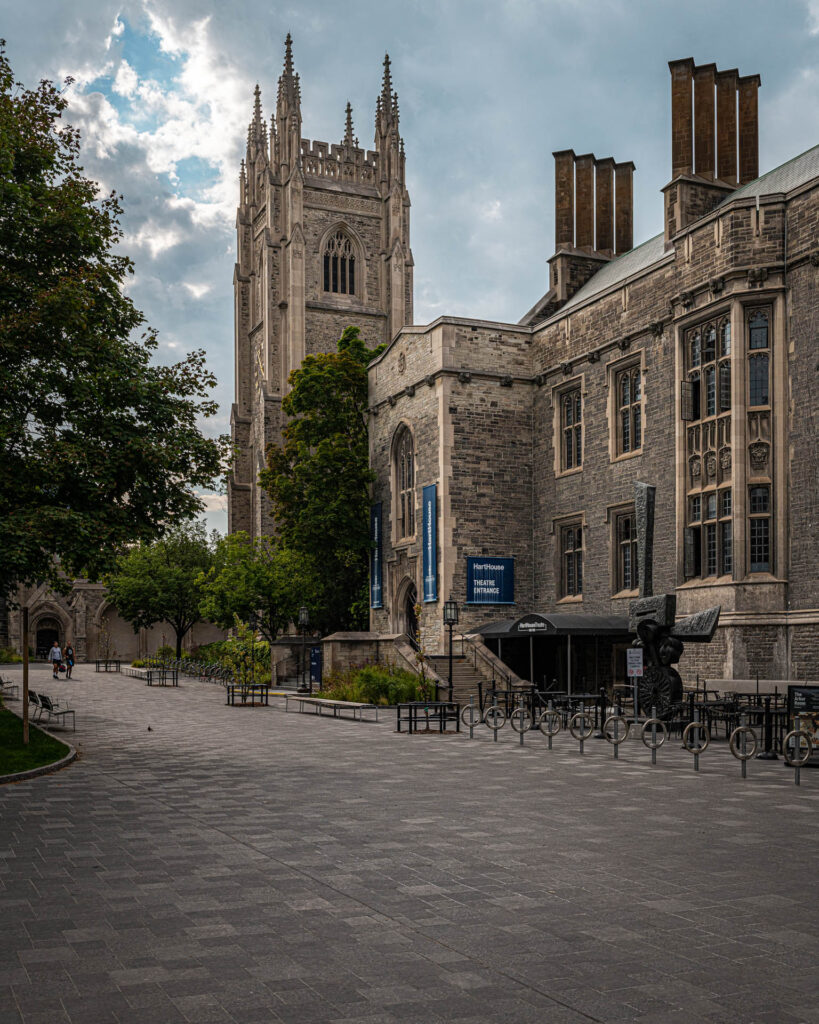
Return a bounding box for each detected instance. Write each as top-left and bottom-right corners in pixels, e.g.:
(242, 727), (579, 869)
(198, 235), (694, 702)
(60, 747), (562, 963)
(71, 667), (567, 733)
(425, 655), (486, 705)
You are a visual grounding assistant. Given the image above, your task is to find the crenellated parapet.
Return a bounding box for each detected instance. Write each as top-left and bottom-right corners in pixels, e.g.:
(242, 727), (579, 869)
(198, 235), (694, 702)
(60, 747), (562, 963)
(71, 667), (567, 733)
(299, 139), (379, 186)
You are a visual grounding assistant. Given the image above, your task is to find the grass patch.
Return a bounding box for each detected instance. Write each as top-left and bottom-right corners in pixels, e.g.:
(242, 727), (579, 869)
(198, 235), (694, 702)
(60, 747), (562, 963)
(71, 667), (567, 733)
(0, 706), (70, 776)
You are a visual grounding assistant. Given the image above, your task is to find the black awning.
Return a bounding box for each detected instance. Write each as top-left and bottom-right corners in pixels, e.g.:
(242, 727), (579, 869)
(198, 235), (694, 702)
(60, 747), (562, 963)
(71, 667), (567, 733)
(471, 611), (632, 639)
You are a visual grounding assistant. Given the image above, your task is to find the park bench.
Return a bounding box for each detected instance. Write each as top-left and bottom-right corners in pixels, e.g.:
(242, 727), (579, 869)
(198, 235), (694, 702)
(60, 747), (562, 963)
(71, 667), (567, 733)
(284, 695), (379, 722)
(29, 691), (75, 731)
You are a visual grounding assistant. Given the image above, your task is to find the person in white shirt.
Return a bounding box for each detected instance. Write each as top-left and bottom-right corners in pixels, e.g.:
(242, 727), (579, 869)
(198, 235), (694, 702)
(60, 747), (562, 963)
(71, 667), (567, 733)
(48, 640), (62, 678)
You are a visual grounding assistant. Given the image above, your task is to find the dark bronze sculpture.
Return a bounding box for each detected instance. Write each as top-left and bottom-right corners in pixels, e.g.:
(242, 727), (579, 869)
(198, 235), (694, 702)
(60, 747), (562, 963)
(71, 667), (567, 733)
(629, 483), (720, 718)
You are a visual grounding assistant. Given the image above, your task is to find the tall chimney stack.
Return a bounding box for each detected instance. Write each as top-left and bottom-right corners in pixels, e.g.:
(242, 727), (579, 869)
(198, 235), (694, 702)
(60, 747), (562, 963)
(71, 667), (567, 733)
(614, 161), (635, 255)
(554, 149), (575, 250)
(574, 153), (595, 252)
(595, 157), (615, 257)
(716, 68), (738, 184)
(670, 58), (695, 177)
(694, 63), (716, 180)
(738, 74), (761, 184)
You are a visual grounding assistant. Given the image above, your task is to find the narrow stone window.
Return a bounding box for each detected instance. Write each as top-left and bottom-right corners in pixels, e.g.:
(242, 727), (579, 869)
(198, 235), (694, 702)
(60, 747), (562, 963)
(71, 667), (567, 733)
(394, 427), (415, 540)
(323, 230), (356, 296)
(560, 523), (583, 597)
(615, 510), (639, 592)
(748, 485), (771, 572)
(561, 388), (582, 470)
(616, 366), (642, 455)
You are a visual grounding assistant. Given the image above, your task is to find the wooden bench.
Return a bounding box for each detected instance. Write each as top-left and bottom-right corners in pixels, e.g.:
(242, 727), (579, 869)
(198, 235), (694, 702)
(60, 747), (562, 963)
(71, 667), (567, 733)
(284, 695), (379, 722)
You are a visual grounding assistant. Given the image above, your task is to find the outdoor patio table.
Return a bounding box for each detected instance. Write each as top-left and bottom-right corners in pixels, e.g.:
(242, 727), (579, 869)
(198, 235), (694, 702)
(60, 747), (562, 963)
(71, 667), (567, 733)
(226, 682), (271, 707)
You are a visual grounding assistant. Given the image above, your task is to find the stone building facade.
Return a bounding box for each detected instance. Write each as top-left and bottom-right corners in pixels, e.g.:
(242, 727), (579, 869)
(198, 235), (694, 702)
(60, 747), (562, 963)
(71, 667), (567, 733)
(5, 582), (223, 663)
(228, 36), (413, 539)
(369, 57), (819, 686)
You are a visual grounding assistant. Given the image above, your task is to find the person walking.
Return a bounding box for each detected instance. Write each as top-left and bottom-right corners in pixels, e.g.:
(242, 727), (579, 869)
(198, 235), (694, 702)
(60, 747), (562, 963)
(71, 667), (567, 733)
(64, 643), (75, 679)
(48, 640), (62, 679)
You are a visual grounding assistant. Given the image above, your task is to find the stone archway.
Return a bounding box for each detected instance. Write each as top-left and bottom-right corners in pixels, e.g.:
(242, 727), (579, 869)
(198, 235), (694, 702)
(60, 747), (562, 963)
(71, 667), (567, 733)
(394, 576), (418, 641)
(34, 616), (61, 659)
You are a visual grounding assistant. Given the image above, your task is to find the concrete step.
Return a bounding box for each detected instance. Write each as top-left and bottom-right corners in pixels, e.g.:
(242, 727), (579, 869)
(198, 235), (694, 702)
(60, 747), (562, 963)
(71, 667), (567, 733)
(426, 656), (485, 705)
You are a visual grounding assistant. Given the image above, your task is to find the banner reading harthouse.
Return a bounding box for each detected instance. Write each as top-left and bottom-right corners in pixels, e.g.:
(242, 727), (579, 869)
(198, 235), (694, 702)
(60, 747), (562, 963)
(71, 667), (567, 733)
(466, 557), (515, 604)
(422, 484), (438, 602)
(370, 503), (383, 608)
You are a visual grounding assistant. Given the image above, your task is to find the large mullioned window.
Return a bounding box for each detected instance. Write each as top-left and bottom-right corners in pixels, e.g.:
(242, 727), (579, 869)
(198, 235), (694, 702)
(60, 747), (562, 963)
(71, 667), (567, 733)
(560, 388), (582, 471)
(560, 523), (583, 597)
(615, 366), (642, 455)
(323, 230), (356, 295)
(394, 427), (415, 540)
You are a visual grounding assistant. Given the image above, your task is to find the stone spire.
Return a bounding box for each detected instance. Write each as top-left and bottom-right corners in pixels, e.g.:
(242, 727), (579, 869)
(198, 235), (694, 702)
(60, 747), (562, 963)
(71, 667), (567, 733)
(275, 32), (302, 174)
(375, 53), (403, 188)
(343, 101), (355, 147)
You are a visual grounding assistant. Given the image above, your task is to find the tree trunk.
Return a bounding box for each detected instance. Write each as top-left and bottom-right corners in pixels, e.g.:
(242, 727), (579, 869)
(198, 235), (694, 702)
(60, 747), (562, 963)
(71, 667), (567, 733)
(175, 630), (183, 660)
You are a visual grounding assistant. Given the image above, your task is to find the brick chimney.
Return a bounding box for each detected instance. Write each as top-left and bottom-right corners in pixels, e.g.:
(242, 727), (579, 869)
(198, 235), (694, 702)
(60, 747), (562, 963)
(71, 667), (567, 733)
(663, 58), (761, 245)
(547, 149), (636, 308)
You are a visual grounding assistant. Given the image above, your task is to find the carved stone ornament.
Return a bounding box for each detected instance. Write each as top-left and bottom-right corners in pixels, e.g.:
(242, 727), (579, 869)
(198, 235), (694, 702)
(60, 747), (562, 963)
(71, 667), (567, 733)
(388, 394), (397, 407)
(397, 352), (406, 374)
(618, 336), (631, 351)
(747, 267), (768, 287)
(810, 251), (819, 267)
(404, 383), (415, 397)
(561, 361), (573, 376)
(689, 455), (701, 480)
(749, 440), (770, 472)
(705, 451), (717, 479)
(587, 350), (600, 363)
(535, 373), (547, 387)
(710, 276), (725, 295)
(650, 320), (665, 338)
(500, 375), (513, 387)
(719, 447), (732, 470)
(458, 371), (472, 384)
(680, 290), (695, 309)
(424, 374), (435, 387)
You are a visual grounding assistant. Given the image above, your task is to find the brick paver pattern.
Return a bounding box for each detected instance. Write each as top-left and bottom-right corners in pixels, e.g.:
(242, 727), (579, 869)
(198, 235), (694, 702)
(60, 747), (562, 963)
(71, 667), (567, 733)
(1, 665), (817, 1023)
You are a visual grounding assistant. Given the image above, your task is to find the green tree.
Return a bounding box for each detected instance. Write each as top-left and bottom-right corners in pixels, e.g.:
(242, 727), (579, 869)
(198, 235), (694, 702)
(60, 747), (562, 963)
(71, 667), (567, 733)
(105, 523), (214, 659)
(0, 45), (227, 600)
(198, 532), (314, 644)
(260, 326), (383, 632)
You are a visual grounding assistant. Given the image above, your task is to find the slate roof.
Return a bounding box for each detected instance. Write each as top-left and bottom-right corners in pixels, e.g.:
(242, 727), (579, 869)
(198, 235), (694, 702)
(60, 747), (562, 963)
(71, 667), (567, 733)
(558, 232), (667, 314)
(720, 143), (819, 204)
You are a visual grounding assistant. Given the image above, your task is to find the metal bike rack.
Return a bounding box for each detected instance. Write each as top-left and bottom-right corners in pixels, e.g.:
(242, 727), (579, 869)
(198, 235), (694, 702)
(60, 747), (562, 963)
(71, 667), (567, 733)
(729, 712), (758, 778)
(682, 711), (710, 772)
(569, 709), (594, 754)
(640, 705), (667, 766)
(603, 708), (630, 760)
(509, 703), (533, 747)
(484, 696), (505, 742)
(537, 701), (561, 750)
(783, 728), (813, 786)
(461, 697), (480, 739)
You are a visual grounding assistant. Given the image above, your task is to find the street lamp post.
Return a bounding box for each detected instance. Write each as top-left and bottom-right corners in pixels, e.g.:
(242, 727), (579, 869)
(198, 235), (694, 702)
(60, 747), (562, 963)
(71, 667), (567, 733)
(298, 606), (310, 694)
(443, 596), (459, 705)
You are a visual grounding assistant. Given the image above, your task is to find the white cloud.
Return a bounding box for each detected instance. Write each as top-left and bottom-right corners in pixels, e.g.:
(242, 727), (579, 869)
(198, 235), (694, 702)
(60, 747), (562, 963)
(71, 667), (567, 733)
(131, 222), (184, 257)
(183, 281), (211, 299)
(113, 59), (138, 97)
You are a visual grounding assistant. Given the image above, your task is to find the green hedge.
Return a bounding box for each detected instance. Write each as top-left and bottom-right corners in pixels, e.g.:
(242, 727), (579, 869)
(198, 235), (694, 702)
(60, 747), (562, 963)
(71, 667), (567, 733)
(0, 647), (22, 664)
(320, 663), (432, 705)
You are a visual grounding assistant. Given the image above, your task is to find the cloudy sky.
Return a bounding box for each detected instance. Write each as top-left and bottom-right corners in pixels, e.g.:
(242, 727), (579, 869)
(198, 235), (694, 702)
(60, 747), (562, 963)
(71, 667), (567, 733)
(6, 1), (819, 532)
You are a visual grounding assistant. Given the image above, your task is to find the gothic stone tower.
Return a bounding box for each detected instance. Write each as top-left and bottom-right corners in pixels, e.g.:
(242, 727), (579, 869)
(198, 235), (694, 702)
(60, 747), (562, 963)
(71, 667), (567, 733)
(228, 36), (413, 538)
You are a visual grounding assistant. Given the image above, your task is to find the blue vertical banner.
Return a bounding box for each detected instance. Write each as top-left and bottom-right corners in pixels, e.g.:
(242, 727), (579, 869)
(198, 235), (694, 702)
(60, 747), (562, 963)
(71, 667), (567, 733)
(370, 503), (383, 609)
(310, 646), (323, 686)
(422, 484), (438, 603)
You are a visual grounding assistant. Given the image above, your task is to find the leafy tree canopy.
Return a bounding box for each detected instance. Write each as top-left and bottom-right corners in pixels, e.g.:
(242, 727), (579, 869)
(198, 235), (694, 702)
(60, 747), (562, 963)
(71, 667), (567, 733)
(198, 532), (316, 644)
(260, 326), (383, 633)
(0, 44), (227, 599)
(104, 523), (215, 659)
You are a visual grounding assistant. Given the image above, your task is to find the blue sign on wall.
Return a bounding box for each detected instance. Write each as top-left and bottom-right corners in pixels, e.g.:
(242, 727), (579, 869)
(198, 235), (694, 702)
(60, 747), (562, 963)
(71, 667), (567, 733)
(370, 503), (383, 608)
(422, 483), (438, 603)
(466, 557), (515, 605)
(310, 646), (323, 685)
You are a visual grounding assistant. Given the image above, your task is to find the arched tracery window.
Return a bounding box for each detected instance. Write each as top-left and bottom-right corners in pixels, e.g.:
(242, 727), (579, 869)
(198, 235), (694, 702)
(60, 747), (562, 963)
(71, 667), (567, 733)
(323, 230), (356, 295)
(394, 427), (415, 540)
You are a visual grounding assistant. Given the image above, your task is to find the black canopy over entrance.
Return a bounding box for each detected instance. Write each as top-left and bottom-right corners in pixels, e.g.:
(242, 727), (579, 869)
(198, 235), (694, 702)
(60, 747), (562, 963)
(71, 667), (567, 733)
(470, 612), (633, 694)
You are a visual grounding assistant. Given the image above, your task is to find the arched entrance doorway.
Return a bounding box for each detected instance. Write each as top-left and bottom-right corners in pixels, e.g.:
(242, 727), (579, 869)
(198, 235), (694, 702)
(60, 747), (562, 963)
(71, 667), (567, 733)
(394, 577), (418, 641)
(35, 617), (61, 659)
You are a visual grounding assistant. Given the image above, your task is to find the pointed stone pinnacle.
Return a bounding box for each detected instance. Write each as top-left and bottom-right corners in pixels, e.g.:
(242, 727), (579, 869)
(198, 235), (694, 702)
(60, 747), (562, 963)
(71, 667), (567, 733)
(253, 83), (262, 125)
(344, 101), (355, 146)
(381, 53), (392, 101)
(284, 32), (294, 76)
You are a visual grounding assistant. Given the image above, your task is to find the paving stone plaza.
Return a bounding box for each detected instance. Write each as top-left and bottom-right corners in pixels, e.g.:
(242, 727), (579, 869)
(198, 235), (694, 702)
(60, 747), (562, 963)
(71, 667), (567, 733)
(1, 666), (818, 1024)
